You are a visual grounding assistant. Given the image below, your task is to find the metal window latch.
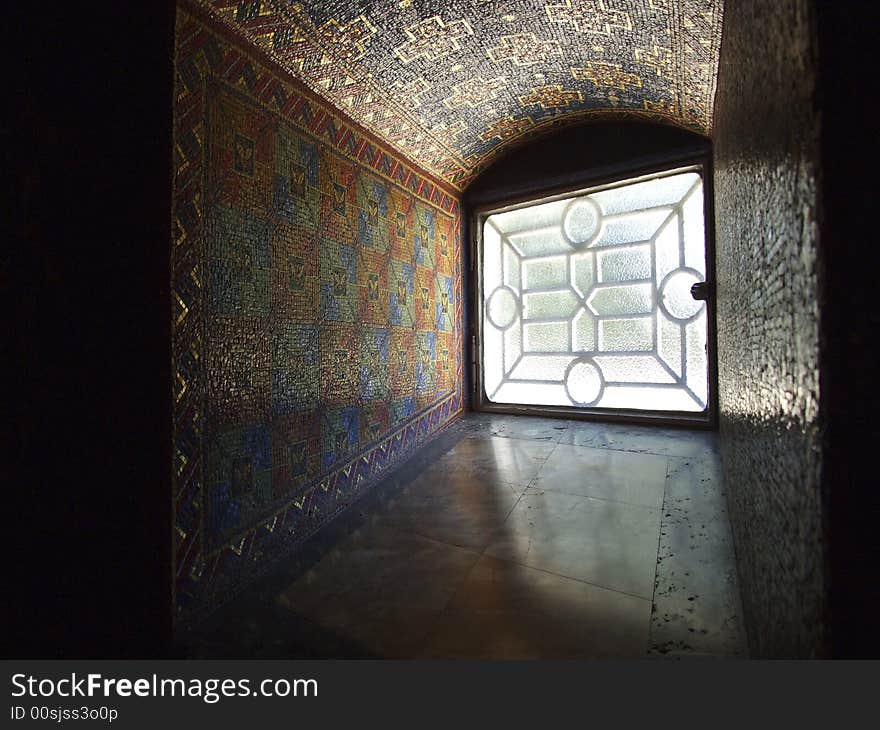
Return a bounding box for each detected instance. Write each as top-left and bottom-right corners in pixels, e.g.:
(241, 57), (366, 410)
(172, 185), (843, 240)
(690, 281), (714, 301)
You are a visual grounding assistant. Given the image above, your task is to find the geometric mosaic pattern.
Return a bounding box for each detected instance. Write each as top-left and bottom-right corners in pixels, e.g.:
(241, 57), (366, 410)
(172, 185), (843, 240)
(192, 0), (724, 189)
(172, 7), (463, 622)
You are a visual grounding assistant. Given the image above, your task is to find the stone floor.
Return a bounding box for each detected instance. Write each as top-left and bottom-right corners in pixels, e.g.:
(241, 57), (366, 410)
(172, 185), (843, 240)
(181, 413), (747, 659)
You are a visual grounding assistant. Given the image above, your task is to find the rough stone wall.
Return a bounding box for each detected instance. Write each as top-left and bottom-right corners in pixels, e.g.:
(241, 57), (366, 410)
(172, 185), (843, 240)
(712, 0), (825, 656)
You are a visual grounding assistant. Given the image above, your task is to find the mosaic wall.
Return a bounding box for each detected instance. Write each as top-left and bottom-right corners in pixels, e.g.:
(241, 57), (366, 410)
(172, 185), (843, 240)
(193, 0), (723, 189)
(172, 5), (463, 620)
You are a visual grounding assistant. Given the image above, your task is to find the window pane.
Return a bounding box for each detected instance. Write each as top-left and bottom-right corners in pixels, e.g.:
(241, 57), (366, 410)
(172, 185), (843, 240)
(482, 170), (708, 413)
(523, 256), (567, 289)
(524, 290), (579, 320)
(597, 245), (652, 283)
(523, 322), (568, 352)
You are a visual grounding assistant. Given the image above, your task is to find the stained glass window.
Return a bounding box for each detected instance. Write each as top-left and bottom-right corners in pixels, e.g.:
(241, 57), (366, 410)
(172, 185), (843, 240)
(480, 169), (709, 413)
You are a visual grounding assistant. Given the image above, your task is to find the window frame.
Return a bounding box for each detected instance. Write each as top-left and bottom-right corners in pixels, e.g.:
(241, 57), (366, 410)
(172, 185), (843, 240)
(468, 153), (718, 428)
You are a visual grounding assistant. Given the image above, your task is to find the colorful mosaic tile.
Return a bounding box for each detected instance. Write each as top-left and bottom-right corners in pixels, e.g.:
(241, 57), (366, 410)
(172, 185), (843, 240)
(318, 239), (358, 323)
(357, 246), (390, 327)
(171, 7), (463, 622)
(359, 327), (390, 401)
(356, 175), (390, 251)
(389, 258), (415, 328)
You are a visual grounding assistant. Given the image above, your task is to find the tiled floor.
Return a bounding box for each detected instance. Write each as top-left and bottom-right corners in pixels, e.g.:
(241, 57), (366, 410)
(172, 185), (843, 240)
(182, 414), (747, 659)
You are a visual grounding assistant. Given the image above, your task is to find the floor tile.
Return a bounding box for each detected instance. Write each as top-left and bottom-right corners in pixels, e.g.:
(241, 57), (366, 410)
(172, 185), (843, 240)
(420, 555), (651, 659)
(560, 422), (717, 458)
(431, 436), (556, 484)
(366, 468), (525, 550)
(649, 456), (747, 657)
(485, 487), (661, 598)
(663, 455), (730, 517)
(485, 417), (569, 442)
(276, 526), (480, 658)
(532, 443), (668, 508)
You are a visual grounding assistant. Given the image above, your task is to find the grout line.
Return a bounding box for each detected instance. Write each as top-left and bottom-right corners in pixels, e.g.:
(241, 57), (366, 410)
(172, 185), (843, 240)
(495, 483), (531, 539)
(646, 456), (673, 655)
(370, 455), (543, 655)
(468, 432), (658, 600)
(481, 553), (654, 603)
(467, 433), (562, 446)
(470, 434), (559, 562)
(418, 539), (487, 657)
(557, 439), (710, 459)
(521, 429), (668, 510)
(524, 483), (664, 512)
(383, 524), (484, 557)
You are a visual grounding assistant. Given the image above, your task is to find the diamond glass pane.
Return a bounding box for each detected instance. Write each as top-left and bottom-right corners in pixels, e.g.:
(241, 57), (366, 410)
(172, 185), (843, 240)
(482, 170), (708, 413)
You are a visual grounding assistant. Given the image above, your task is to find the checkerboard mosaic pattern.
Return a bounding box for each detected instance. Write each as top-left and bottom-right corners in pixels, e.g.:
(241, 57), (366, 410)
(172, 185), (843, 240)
(172, 7), (463, 621)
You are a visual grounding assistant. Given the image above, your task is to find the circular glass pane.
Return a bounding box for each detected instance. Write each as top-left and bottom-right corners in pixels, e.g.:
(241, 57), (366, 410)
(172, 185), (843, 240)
(486, 286), (518, 330)
(661, 269), (703, 320)
(565, 359), (604, 406)
(562, 198), (601, 247)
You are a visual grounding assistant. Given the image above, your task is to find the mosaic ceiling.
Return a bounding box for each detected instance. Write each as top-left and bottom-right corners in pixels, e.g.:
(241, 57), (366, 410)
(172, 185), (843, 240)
(196, 0), (724, 190)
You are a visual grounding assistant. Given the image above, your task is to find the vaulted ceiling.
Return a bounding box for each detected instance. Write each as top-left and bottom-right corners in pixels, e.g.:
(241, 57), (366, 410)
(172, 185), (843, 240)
(199, 1), (724, 190)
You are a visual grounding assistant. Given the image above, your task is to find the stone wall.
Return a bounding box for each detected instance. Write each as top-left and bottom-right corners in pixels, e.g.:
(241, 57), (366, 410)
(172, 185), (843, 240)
(712, 0), (825, 657)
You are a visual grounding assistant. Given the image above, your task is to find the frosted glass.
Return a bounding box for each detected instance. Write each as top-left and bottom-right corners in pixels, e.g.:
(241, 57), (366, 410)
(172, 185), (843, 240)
(483, 222), (503, 292)
(572, 308), (596, 351)
(594, 355), (677, 383)
(508, 227), (568, 257)
(685, 311), (708, 407)
(571, 253), (596, 297)
(562, 198), (601, 246)
(566, 359), (604, 405)
(524, 322), (568, 352)
(587, 283), (653, 316)
(591, 173), (700, 215)
(598, 245), (652, 283)
(523, 290), (579, 320)
(503, 241), (521, 288)
(523, 256), (567, 289)
(600, 385), (704, 412)
(504, 323), (523, 364)
(654, 214), (680, 282)
(661, 269), (703, 321)
(483, 325), (504, 394)
(592, 209), (671, 247)
(509, 355), (573, 381)
(657, 310), (683, 378)
(490, 199), (568, 234)
(599, 317), (653, 352)
(486, 286), (519, 329)
(682, 187), (706, 276)
(482, 170), (708, 413)
(492, 381), (571, 406)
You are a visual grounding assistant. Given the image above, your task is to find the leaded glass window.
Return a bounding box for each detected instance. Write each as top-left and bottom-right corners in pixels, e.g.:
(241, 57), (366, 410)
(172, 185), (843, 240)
(479, 168), (710, 414)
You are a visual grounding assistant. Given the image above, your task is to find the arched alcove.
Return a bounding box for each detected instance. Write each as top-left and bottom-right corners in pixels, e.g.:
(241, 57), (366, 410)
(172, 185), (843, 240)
(463, 120), (715, 423)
